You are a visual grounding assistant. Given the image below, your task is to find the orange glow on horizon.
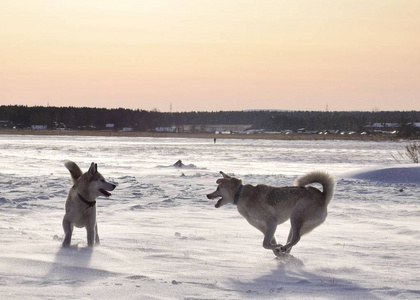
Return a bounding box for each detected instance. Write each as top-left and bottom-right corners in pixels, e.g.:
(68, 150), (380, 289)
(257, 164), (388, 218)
(0, 0), (419, 111)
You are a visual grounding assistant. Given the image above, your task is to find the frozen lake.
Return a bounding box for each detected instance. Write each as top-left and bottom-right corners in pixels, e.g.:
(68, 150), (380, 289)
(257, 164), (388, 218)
(0, 134), (408, 176)
(0, 134), (419, 299)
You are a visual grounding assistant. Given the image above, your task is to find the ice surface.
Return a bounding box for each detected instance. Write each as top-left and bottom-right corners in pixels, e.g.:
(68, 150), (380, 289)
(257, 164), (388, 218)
(0, 135), (419, 299)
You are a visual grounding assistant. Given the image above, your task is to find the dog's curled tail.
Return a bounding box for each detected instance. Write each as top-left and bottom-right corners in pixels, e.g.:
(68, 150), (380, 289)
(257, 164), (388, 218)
(64, 161), (83, 184)
(295, 171), (336, 205)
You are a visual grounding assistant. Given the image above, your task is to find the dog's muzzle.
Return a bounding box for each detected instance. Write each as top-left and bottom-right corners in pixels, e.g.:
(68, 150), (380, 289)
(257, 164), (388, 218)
(100, 184), (116, 197)
(207, 194), (222, 208)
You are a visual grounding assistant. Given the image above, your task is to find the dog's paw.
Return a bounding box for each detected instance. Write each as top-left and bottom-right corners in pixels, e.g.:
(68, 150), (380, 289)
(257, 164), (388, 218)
(273, 246), (285, 257)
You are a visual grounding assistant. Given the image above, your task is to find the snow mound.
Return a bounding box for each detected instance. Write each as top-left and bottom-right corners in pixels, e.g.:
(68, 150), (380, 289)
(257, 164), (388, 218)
(340, 164), (420, 184)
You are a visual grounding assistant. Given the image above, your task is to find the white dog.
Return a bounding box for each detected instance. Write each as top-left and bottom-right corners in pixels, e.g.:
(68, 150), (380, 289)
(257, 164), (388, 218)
(207, 171), (335, 256)
(62, 161), (116, 247)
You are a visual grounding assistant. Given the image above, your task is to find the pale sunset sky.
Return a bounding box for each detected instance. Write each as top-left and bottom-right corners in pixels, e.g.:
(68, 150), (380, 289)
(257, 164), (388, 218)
(0, 0), (419, 112)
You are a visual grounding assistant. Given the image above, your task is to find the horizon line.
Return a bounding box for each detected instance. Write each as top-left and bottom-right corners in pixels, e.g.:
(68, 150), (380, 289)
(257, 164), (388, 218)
(0, 104), (419, 114)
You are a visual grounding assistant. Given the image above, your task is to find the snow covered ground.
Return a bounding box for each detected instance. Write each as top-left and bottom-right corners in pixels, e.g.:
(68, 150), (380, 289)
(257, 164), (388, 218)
(0, 135), (419, 299)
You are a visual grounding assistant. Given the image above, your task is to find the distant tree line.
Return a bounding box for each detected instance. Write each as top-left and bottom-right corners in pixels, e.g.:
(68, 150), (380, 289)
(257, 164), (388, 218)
(0, 105), (419, 137)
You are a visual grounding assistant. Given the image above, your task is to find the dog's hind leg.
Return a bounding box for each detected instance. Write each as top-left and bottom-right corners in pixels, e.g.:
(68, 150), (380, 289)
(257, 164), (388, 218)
(283, 208), (327, 253)
(62, 219), (73, 247)
(283, 228), (295, 253)
(282, 216), (324, 253)
(280, 218), (303, 253)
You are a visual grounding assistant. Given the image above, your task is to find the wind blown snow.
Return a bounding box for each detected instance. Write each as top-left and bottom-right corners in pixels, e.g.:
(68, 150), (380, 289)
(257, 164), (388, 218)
(0, 135), (419, 299)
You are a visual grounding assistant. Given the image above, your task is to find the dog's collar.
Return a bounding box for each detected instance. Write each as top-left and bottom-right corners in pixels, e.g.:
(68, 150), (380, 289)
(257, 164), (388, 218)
(77, 192), (96, 209)
(233, 184), (243, 205)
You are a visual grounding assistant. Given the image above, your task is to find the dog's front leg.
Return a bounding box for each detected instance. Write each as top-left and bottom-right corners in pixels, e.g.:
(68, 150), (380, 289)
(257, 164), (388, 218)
(62, 219), (73, 247)
(86, 226), (96, 247)
(95, 223), (100, 245)
(262, 224), (283, 254)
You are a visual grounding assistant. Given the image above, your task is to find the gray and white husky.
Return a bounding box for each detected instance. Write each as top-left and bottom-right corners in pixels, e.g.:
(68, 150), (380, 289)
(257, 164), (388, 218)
(207, 171), (335, 256)
(62, 161), (116, 247)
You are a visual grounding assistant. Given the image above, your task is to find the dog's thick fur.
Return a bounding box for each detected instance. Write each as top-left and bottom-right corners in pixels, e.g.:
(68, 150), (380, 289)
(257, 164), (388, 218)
(207, 171), (336, 256)
(62, 161), (116, 247)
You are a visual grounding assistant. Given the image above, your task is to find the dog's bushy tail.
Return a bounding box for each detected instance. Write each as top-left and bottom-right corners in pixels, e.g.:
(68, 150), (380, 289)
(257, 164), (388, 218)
(295, 171), (336, 205)
(64, 161), (83, 184)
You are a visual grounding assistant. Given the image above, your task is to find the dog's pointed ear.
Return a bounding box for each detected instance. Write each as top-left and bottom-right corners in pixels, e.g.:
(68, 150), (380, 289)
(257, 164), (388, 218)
(88, 162), (97, 176)
(216, 178), (225, 185)
(219, 171), (231, 179)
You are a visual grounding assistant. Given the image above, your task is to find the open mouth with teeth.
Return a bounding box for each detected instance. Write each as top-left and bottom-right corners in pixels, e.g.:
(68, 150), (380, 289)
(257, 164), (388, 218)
(207, 194), (223, 208)
(214, 198), (223, 208)
(99, 189), (112, 197)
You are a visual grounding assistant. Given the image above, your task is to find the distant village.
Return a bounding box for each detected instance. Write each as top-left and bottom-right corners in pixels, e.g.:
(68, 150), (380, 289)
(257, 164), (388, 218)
(1, 119), (420, 137)
(154, 122), (420, 136)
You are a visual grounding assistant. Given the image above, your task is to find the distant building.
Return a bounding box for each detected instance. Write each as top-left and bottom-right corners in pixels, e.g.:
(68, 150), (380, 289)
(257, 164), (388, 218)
(103, 123), (115, 131)
(364, 123), (400, 133)
(176, 124), (252, 133)
(155, 127), (176, 133)
(0, 120), (13, 129)
(31, 125), (47, 130)
(78, 125), (96, 130)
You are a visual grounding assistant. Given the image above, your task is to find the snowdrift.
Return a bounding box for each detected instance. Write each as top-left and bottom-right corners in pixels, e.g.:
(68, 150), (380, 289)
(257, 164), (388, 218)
(340, 164), (420, 184)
